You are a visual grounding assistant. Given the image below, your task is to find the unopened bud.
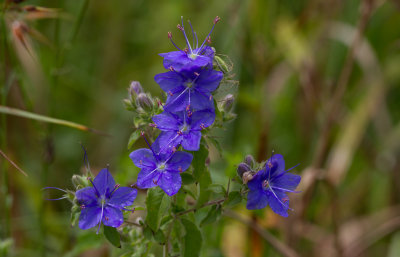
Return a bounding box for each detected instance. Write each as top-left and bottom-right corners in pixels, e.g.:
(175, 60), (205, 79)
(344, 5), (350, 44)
(237, 163), (251, 178)
(129, 81), (143, 100)
(222, 94), (234, 112)
(214, 55), (229, 73)
(136, 93), (153, 111)
(244, 155), (255, 168)
(72, 174), (90, 188)
(242, 171), (256, 184)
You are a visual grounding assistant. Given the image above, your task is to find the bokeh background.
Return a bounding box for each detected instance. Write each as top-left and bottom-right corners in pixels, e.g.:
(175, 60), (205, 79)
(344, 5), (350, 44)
(1, 0), (400, 256)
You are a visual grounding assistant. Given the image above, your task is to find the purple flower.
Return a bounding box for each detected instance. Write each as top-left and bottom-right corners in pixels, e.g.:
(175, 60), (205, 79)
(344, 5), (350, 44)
(246, 154), (301, 217)
(75, 168), (137, 233)
(160, 16), (220, 71)
(130, 138), (193, 196)
(155, 67), (223, 112)
(152, 109), (215, 152)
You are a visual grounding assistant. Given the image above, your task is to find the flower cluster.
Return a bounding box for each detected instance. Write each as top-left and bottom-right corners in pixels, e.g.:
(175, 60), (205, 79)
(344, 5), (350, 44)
(237, 154), (301, 217)
(130, 16), (223, 196)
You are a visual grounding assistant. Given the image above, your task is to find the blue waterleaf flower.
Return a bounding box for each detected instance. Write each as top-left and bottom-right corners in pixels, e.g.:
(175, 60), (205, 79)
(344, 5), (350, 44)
(75, 168), (137, 233)
(152, 109), (215, 152)
(155, 66), (223, 112)
(246, 154), (301, 217)
(160, 16), (220, 71)
(130, 136), (193, 196)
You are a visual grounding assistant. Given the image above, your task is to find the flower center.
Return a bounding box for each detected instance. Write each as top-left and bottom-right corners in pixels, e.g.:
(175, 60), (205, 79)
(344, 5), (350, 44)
(185, 81), (193, 88)
(262, 180), (270, 190)
(188, 53), (198, 60)
(158, 163), (166, 170)
(181, 124), (189, 132)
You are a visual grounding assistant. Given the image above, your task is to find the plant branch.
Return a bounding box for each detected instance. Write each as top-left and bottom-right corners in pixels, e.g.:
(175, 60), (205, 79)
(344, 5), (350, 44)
(224, 209), (300, 257)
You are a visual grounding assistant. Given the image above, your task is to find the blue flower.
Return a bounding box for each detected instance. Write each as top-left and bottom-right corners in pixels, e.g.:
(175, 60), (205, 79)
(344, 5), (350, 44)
(130, 138), (193, 196)
(160, 16), (220, 71)
(75, 168), (137, 233)
(152, 109), (215, 152)
(246, 154), (301, 217)
(155, 67), (223, 112)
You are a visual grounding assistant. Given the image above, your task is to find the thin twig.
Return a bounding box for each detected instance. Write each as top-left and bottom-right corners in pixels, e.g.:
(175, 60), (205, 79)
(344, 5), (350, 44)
(124, 220), (142, 227)
(224, 209), (299, 257)
(0, 149), (28, 176)
(175, 198), (225, 217)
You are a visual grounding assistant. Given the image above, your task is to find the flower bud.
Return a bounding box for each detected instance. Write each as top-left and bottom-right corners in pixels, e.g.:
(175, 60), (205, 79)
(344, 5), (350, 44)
(242, 171), (256, 184)
(214, 55), (229, 73)
(129, 81), (143, 100)
(136, 93), (153, 111)
(237, 163), (251, 178)
(244, 154), (255, 168)
(71, 174), (90, 188)
(221, 94), (234, 112)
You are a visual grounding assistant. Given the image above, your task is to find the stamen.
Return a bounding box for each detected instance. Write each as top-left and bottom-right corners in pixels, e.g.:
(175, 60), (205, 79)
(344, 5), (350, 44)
(177, 131), (183, 135)
(168, 32), (183, 52)
(105, 216), (109, 221)
(186, 105), (190, 111)
(89, 178), (101, 197)
(194, 72), (200, 76)
(194, 32), (199, 49)
(169, 66), (174, 71)
(153, 179), (158, 185)
(188, 20), (195, 50)
(200, 123), (206, 130)
(196, 16), (220, 54)
(209, 95), (213, 101)
(184, 48), (189, 53)
(177, 24), (183, 31)
(180, 17), (193, 53)
(168, 91), (173, 96)
(207, 36), (212, 44)
(140, 132), (159, 161)
(267, 161), (273, 168)
(80, 204), (86, 209)
(110, 184), (120, 195)
(172, 146), (177, 152)
(178, 167), (183, 173)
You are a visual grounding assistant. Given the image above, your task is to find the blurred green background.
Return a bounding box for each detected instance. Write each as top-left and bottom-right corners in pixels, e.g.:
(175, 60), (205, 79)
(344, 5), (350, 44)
(1, 0), (400, 256)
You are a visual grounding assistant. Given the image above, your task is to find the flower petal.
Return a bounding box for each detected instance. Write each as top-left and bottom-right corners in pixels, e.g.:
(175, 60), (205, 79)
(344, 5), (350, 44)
(272, 172), (301, 192)
(93, 168), (115, 197)
(109, 187), (137, 207)
(103, 206), (124, 227)
(76, 187), (98, 207)
(136, 168), (160, 189)
(190, 109), (215, 130)
(152, 112), (181, 131)
(166, 151), (193, 173)
(181, 131), (202, 151)
(266, 154), (286, 178)
(195, 70), (223, 93)
(153, 131), (182, 155)
(246, 189), (268, 210)
(157, 172), (182, 196)
(189, 90), (214, 111)
(267, 189), (289, 217)
(79, 206), (102, 230)
(247, 170), (264, 191)
(164, 89), (190, 112)
(154, 71), (185, 93)
(129, 149), (157, 169)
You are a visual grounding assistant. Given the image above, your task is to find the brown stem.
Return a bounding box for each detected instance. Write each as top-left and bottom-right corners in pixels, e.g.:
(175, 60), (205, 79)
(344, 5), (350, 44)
(224, 209), (300, 257)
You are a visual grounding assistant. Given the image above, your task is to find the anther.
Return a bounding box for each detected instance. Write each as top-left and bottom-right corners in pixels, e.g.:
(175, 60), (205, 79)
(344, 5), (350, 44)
(172, 146), (177, 152)
(168, 91), (173, 96)
(153, 179), (158, 185)
(194, 72), (200, 76)
(105, 216), (109, 221)
(262, 180), (269, 188)
(200, 123), (206, 130)
(282, 197), (289, 203)
(80, 204), (86, 209)
(139, 160), (143, 165)
(169, 66), (174, 71)
(149, 123), (157, 128)
(140, 131), (145, 137)
(168, 32), (172, 39)
(207, 36), (212, 44)
(179, 167), (183, 173)
(187, 110), (193, 117)
(177, 24), (183, 31)
(184, 48), (189, 53)
(267, 161), (273, 168)
(213, 16), (221, 24)
(186, 105), (190, 111)
(114, 184), (120, 189)
(177, 131), (183, 135)
(209, 95), (213, 101)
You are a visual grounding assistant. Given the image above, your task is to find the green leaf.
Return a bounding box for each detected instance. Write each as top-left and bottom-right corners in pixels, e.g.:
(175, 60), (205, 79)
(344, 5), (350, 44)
(205, 136), (223, 153)
(200, 205), (222, 226)
(224, 191), (242, 208)
(146, 187), (171, 231)
(192, 143), (209, 181)
(127, 130), (141, 149)
(181, 218), (202, 257)
(196, 168), (212, 208)
(143, 226), (153, 241)
(104, 226), (121, 248)
(154, 229), (166, 244)
(207, 184), (226, 196)
(181, 172), (196, 185)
